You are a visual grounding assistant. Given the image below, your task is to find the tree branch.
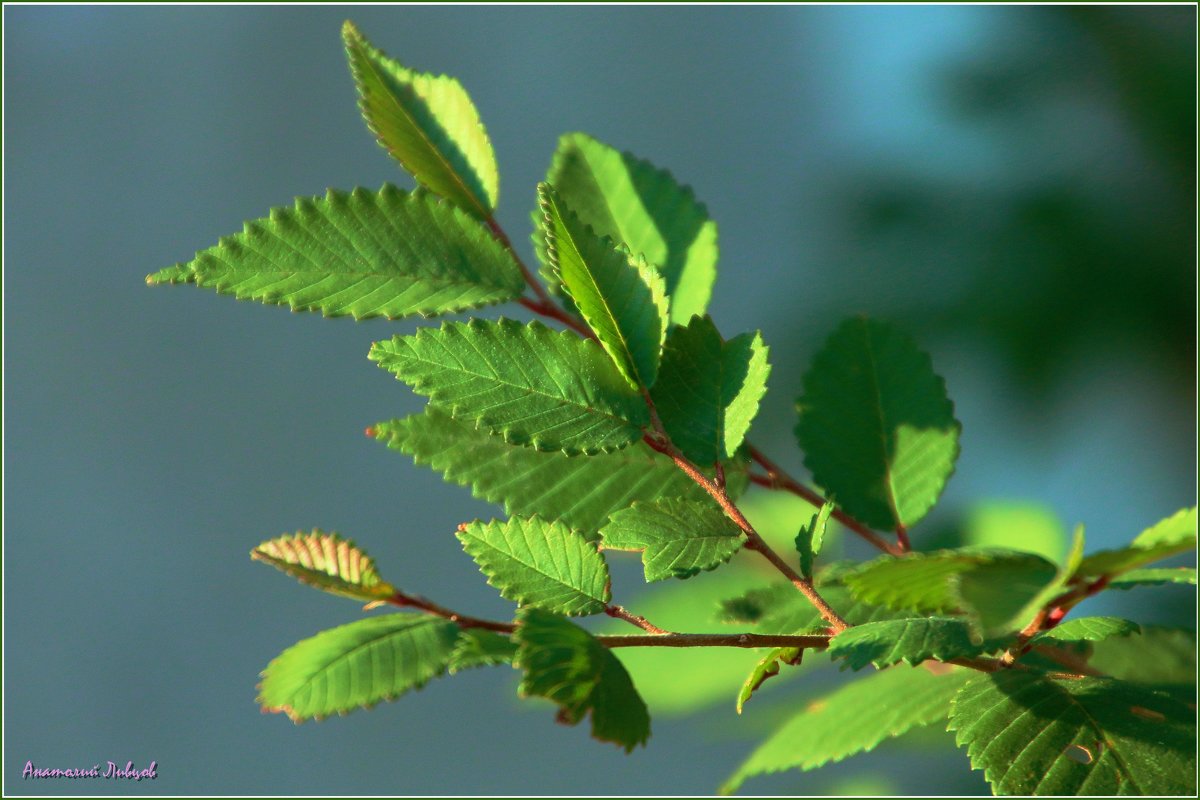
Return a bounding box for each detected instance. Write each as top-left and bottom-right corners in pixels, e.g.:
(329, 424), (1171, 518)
(606, 604), (672, 635)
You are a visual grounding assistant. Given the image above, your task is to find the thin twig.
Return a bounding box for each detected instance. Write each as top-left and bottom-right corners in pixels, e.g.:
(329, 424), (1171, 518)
(599, 632), (832, 649)
(605, 605), (672, 635)
(387, 591), (515, 634)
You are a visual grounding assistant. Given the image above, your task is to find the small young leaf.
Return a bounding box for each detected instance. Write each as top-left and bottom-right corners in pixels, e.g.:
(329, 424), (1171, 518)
(342, 21), (497, 217)
(448, 629), (518, 674)
(535, 132), (718, 324)
(949, 670), (1196, 795)
(1108, 567), (1197, 589)
(514, 609), (650, 752)
(828, 617), (983, 671)
(258, 613), (459, 722)
(721, 666), (972, 794)
(456, 516), (610, 616)
(735, 647), (801, 714)
(371, 319), (648, 455)
(1075, 507), (1197, 578)
(147, 186), (524, 319)
(600, 497), (744, 582)
(538, 183), (667, 389)
(251, 530), (395, 602)
(795, 316), (960, 530)
(794, 502), (834, 580)
(371, 407), (741, 536)
(650, 316), (771, 464)
(1029, 616), (1141, 646)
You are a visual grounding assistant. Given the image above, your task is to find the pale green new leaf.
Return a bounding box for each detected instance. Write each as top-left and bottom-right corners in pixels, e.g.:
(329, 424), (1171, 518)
(457, 516), (610, 615)
(342, 21), (497, 217)
(258, 613), (459, 722)
(371, 407), (740, 536)
(795, 502), (834, 579)
(796, 316), (960, 530)
(251, 530), (394, 602)
(448, 629), (518, 674)
(600, 498), (744, 582)
(1075, 507), (1197, 578)
(514, 609), (650, 752)
(721, 666), (972, 794)
(651, 316), (771, 464)
(1030, 616), (1141, 646)
(538, 183), (667, 389)
(370, 319), (648, 455)
(828, 617), (983, 671)
(146, 186), (523, 319)
(1108, 567), (1197, 589)
(535, 132), (718, 323)
(949, 670), (1197, 795)
(736, 647), (802, 715)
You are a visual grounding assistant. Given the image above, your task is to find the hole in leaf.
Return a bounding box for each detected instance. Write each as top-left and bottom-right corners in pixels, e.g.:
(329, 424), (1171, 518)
(1065, 744), (1094, 765)
(1130, 705), (1167, 722)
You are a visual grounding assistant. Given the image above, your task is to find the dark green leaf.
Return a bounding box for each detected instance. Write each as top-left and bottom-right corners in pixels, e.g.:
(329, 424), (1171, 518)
(650, 316), (771, 464)
(371, 407), (740, 536)
(251, 530), (394, 602)
(828, 617), (983, 671)
(795, 316), (960, 530)
(600, 498), (744, 582)
(258, 613), (459, 722)
(456, 516), (610, 616)
(535, 132), (718, 324)
(514, 609), (650, 752)
(342, 21), (497, 217)
(949, 670), (1196, 795)
(795, 502), (834, 580)
(371, 319), (648, 455)
(147, 186), (523, 319)
(721, 666), (972, 794)
(538, 183), (667, 389)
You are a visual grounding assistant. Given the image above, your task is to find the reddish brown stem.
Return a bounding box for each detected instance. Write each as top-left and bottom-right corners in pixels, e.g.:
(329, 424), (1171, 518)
(518, 296), (594, 338)
(746, 445), (903, 556)
(387, 591), (515, 634)
(599, 632), (831, 649)
(895, 524), (912, 553)
(605, 605), (671, 635)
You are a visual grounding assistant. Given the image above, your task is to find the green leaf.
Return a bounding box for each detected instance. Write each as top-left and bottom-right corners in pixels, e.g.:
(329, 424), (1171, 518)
(342, 21), (497, 217)
(514, 609), (650, 752)
(1030, 617), (1141, 645)
(961, 501), (1067, 564)
(448, 629), (518, 674)
(538, 183), (667, 389)
(456, 516), (610, 615)
(258, 613), (459, 722)
(370, 319), (648, 455)
(795, 502), (834, 580)
(251, 530), (395, 602)
(371, 407), (740, 536)
(650, 316), (771, 464)
(1108, 567), (1197, 589)
(949, 670), (1196, 795)
(1076, 507), (1197, 578)
(828, 617), (983, 671)
(534, 132), (719, 324)
(600, 498), (744, 582)
(1088, 626), (1196, 687)
(735, 647), (802, 715)
(795, 316), (960, 530)
(842, 549), (1059, 635)
(721, 666), (972, 794)
(147, 186), (523, 319)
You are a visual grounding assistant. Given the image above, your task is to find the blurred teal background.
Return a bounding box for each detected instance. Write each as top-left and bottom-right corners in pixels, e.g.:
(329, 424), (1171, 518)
(4, 5), (1194, 795)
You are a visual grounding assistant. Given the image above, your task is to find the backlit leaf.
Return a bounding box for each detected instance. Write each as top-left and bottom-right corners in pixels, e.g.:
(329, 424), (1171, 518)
(796, 316), (960, 530)
(1030, 616), (1141, 646)
(258, 613), (459, 722)
(600, 497), (744, 582)
(371, 319), (648, 455)
(251, 530), (394, 602)
(1075, 507), (1196, 578)
(828, 617), (983, 671)
(456, 516), (610, 616)
(342, 21), (497, 216)
(147, 186), (523, 319)
(448, 629), (518, 673)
